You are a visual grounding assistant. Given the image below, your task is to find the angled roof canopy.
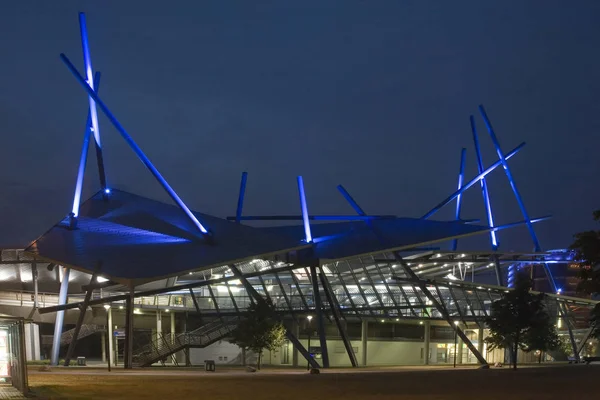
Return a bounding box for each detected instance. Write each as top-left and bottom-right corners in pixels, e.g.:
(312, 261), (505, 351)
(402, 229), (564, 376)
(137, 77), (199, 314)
(25, 190), (310, 284)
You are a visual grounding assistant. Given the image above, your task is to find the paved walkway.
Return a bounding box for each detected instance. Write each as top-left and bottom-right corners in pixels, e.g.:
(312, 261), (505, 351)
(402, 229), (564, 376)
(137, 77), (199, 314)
(0, 386), (24, 399)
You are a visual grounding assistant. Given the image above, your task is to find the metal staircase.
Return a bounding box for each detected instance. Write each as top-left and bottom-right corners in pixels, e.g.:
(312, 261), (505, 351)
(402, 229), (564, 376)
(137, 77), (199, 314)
(132, 317), (239, 367)
(60, 324), (105, 346)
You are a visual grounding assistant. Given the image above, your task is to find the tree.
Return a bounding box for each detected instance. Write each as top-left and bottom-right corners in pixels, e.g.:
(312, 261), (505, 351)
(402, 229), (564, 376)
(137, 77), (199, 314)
(485, 272), (559, 369)
(522, 310), (561, 363)
(228, 299), (286, 370)
(570, 209), (600, 340)
(570, 209), (600, 294)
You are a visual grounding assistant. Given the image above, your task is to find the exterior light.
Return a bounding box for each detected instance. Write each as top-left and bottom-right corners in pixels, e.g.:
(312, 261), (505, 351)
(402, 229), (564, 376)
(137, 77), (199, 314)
(381, 319), (385, 323)
(556, 288), (562, 294)
(96, 276), (109, 283)
(395, 318), (399, 322)
(188, 272), (192, 275)
(419, 321), (423, 325)
(454, 321), (459, 326)
(134, 308), (141, 314)
(119, 306), (124, 310)
(307, 315), (313, 322)
(104, 188), (111, 194)
(165, 309), (170, 312)
(103, 304), (111, 310)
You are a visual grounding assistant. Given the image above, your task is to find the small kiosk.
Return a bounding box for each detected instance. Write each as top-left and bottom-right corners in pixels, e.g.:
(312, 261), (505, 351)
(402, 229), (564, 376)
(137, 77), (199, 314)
(0, 315), (28, 395)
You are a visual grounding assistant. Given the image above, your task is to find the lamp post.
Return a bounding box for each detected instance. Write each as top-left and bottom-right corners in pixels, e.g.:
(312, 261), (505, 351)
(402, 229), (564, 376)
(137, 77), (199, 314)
(104, 304), (111, 372)
(453, 321), (459, 368)
(306, 315), (313, 371)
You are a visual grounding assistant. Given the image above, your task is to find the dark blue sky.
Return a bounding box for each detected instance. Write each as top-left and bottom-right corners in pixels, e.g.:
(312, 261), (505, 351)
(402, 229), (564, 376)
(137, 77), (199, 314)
(1, 1), (599, 251)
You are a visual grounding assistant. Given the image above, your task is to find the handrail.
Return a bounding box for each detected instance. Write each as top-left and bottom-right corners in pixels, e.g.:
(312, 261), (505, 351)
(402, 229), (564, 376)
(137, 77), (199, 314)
(132, 317), (239, 366)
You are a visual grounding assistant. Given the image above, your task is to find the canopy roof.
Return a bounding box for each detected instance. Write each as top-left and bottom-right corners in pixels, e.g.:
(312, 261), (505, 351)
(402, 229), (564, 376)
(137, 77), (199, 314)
(25, 189), (512, 285)
(25, 190), (309, 283)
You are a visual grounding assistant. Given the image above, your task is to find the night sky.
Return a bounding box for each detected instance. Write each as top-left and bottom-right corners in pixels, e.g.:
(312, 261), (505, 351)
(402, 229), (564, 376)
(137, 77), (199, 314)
(1, 1), (599, 252)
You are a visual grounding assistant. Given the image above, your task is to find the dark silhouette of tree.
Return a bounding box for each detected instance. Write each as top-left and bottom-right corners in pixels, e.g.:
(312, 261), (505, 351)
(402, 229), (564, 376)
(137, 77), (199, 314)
(570, 209), (600, 339)
(228, 299), (286, 370)
(485, 272), (559, 369)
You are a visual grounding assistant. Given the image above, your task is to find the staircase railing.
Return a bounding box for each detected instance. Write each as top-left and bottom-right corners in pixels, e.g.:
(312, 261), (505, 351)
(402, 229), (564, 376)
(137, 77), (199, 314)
(132, 317), (239, 367)
(60, 324), (105, 346)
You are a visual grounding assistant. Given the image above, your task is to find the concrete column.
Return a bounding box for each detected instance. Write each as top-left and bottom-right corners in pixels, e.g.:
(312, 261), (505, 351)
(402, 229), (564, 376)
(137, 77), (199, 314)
(457, 326), (464, 364)
(24, 323), (40, 361)
(361, 320), (368, 366)
(156, 311), (162, 341)
(170, 311), (175, 344)
(32, 263), (39, 309)
(292, 319), (299, 367)
(101, 332), (106, 363)
(51, 266), (70, 365)
(477, 328), (484, 360)
(423, 321), (431, 365)
(107, 307), (114, 367)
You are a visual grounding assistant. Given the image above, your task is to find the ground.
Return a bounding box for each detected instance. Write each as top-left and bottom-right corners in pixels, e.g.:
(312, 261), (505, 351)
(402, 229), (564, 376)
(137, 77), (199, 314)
(27, 364), (600, 400)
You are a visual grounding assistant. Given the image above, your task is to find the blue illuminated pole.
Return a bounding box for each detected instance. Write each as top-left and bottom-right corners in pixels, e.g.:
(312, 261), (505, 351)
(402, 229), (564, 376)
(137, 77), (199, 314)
(70, 72), (101, 224)
(421, 142), (525, 219)
(471, 115), (503, 285)
(79, 12), (107, 192)
(470, 116), (498, 249)
(451, 148), (466, 251)
(297, 176), (312, 243)
(336, 185), (366, 216)
(478, 105), (557, 291)
(235, 172), (248, 223)
(61, 54), (210, 237)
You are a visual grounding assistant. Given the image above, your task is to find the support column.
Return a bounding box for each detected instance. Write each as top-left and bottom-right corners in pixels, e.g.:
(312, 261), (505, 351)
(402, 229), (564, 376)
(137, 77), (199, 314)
(51, 267), (70, 365)
(156, 311), (162, 341)
(457, 332), (464, 364)
(478, 328), (484, 359)
(361, 320), (368, 366)
(124, 289), (134, 369)
(310, 264), (329, 368)
(170, 311), (175, 345)
(423, 321), (430, 365)
(32, 263), (39, 309)
(101, 332), (106, 363)
(292, 319), (299, 367)
(107, 307), (114, 367)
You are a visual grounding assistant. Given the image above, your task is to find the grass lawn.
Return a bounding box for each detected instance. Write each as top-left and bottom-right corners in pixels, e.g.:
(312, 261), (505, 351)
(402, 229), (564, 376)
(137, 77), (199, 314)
(28, 364), (600, 400)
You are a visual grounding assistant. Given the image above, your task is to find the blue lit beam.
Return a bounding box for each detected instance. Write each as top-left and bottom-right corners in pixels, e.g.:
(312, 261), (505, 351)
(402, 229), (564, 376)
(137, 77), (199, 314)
(235, 172), (248, 223)
(471, 115), (498, 249)
(451, 148), (466, 251)
(71, 71), (101, 222)
(336, 185), (366, 216)
(60, 53), (210, 237)
(478, 105), (557, 291)
(296, 176), (312, 243)
(79, 12), (107, 192)
(421, 142), (525, 219)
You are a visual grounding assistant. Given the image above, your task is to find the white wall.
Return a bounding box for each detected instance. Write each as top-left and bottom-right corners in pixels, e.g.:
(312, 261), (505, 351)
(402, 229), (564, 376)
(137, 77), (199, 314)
(24, 323), (40, 361)
(189, 340), (243, 365)
(187, 335), (538, 367)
